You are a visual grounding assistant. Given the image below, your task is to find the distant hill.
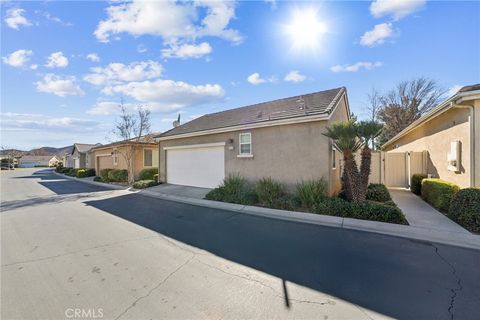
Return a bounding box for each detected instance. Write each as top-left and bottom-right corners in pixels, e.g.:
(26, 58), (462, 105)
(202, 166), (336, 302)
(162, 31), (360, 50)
(0, 145), (73, 157)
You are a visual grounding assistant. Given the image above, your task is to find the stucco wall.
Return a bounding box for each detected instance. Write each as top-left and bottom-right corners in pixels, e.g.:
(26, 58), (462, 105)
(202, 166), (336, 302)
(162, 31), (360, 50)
(384, 107), (471, 188)
(475, 100), (480, 187)
(92, 145), (158, 180)
(159, 121), (333, 192)
(327, 95), (349, 194)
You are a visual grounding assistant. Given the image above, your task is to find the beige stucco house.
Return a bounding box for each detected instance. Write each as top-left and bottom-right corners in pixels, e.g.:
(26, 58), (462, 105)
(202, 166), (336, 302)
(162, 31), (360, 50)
(71, 143), (100, 169)
(156, 87), (351, 194)
(90, 139), (159, 180)
(383, 84), (480, 188)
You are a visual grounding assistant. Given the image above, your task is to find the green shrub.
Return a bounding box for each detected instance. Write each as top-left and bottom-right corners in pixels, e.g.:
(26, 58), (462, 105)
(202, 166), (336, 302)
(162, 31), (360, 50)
(421, 179), (460, 212)
(314, 197), (407, 225)
(107, 169), (128, 182)
(366, 183), (392, 202)
(55, 163), (64, 172)
(133, 179), (158, 189)
(205, 174), (257, 205)
(76, 168), (95, 178)
(100, 168), (112, 182)
(153, 173), (159, 182)
(295, 178), (328, 210)
(448, 188), (480, 233)
(139, 168), (158, 180)
(76, 169), (87, 178)
(411, 174), (427, 195)
(66, 168), (78, 177)
(93, 176), (103, 182)
(255, 177), (285, 208)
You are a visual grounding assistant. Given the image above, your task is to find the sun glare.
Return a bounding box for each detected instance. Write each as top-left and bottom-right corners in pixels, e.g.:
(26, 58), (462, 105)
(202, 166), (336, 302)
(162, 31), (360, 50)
(285, 8), (327, 51)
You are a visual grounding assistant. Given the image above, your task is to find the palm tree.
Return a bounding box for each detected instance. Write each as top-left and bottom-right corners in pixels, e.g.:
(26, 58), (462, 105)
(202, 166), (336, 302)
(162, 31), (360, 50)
(323, 120), (363, 201)
(356, 121), (383, 199)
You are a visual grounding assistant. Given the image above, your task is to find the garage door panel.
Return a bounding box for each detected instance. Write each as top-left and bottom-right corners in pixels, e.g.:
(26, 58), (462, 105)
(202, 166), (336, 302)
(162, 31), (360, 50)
(167, 146), (224, 188)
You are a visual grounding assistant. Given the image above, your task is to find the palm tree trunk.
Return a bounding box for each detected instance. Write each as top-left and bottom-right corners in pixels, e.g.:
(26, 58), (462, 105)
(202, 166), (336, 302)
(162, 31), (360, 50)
(358, 145), (371, 201)
(342, 150), (361, 202)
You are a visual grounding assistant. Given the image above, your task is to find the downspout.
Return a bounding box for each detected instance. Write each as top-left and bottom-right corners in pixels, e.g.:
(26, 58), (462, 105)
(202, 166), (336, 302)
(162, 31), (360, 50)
(454, 103), (475, 187)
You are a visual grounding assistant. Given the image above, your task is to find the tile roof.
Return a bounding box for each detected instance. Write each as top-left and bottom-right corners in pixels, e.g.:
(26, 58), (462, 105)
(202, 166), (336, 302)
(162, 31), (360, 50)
(459, 84), (480, 93)
(73, 143), (101, 154)
(159, 87), (345, 138)
(19, 155), (54, 162)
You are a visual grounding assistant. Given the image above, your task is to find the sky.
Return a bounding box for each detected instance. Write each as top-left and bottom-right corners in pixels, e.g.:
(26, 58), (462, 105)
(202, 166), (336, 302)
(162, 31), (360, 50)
(1, 0), (479, 150)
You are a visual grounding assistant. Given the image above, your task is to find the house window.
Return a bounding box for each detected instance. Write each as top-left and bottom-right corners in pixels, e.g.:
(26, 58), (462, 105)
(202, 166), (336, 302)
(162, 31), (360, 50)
(239, 133), (252, 155)
(332, 148), (336, 169)
(144, 149), (153, 167)
(112, 150), (118, 165)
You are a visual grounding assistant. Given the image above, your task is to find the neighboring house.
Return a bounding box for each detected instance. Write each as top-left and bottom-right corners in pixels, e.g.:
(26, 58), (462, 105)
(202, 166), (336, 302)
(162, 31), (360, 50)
(18, 155), (53, 168)
(383, 84), (480, 188)
(90, 137), (159, 180)
(71, 143), (100, 169)
(62, 153), (74, 168)
(156, 87), (350, 194)
(48, 155), (62, 167)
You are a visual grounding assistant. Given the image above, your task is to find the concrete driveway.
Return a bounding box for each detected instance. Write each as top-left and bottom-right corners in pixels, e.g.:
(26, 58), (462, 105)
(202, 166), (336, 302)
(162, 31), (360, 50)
(2, 169), (480, 320)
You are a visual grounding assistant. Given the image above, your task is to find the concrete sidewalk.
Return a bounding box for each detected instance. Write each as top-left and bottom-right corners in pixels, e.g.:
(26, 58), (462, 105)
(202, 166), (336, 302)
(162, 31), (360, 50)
(389, 189), (469, 234)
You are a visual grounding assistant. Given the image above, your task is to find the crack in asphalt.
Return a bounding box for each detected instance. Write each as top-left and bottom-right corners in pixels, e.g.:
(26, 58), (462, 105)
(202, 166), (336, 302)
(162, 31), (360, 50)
(196, 259), (335, 307)
(114, 253), (196, 320)
(1, 235), (161, 268)
(431, 244), (463, 320)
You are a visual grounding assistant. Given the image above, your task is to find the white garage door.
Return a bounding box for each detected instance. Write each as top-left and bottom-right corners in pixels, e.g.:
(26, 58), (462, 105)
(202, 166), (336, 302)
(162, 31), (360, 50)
(166, 143), (225, 188)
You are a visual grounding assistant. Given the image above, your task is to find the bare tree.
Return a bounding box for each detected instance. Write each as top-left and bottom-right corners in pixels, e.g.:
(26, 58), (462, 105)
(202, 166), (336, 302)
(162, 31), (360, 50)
(365, 88), (382, 149)
(376, 77), (445, 144)
(113, 101), (152, 184)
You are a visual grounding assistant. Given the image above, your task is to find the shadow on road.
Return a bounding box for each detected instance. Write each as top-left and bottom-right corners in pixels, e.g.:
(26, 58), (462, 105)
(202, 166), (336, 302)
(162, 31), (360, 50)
(84, 192), (480, 320)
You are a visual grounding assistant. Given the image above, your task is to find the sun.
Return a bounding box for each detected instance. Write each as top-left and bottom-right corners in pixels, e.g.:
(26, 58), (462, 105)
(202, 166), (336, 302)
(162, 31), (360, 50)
(285, 8), (327, 51)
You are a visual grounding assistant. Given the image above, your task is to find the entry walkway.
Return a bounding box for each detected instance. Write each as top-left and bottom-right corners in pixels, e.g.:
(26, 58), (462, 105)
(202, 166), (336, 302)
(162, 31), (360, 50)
(389, 188), (469, 234)
(142, 183), (211, 200)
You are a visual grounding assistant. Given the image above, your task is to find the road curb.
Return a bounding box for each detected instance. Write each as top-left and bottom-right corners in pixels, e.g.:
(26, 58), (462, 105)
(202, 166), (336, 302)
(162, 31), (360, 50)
(138, 189), (480, 250)
(53, 170), (480, 250)
(52, 170), (129, 190)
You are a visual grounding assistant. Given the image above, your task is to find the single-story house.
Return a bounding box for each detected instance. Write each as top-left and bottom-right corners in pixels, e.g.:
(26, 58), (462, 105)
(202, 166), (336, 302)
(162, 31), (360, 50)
(71, 143), (101, 169)
(383, 84), (480, 188)
(62, 153), (75, 168)
(18, 155), (54, 168)
(48, 155), (62, 167)
(156, 87), (351, 194)
(90, 136), (159, 180)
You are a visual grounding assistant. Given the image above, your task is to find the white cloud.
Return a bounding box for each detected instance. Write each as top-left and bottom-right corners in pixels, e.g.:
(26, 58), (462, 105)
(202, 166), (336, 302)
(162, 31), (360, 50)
(161, 42), (212, 59)
(137, 44), (148, 53)
(448, 85), (463, 97)
(87, 101), (136, 116)
(0, 112), (99, 132)
(2, 49), (33, 68)
(86, 53), (100, 62)
(30, 64), (38, 70)
(83, 60), (163, 86)
(45, 51), (69, 68)
(330, 61), (383, 73)
(100, 79), (225, 112)
(360, 22), (395, 47)
(4, 8), (31, 30)
(94, 0), (243, 44)
(40, 11), (73, 26)
(370, 0), (426, 20)
(284, 70), (306, 83)
(35, 74), (85, 97)
(247, 72), (276, 85)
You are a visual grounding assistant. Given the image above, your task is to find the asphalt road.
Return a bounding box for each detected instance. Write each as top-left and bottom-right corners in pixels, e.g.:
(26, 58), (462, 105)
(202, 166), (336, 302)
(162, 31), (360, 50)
(1, 168), (479, 320)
